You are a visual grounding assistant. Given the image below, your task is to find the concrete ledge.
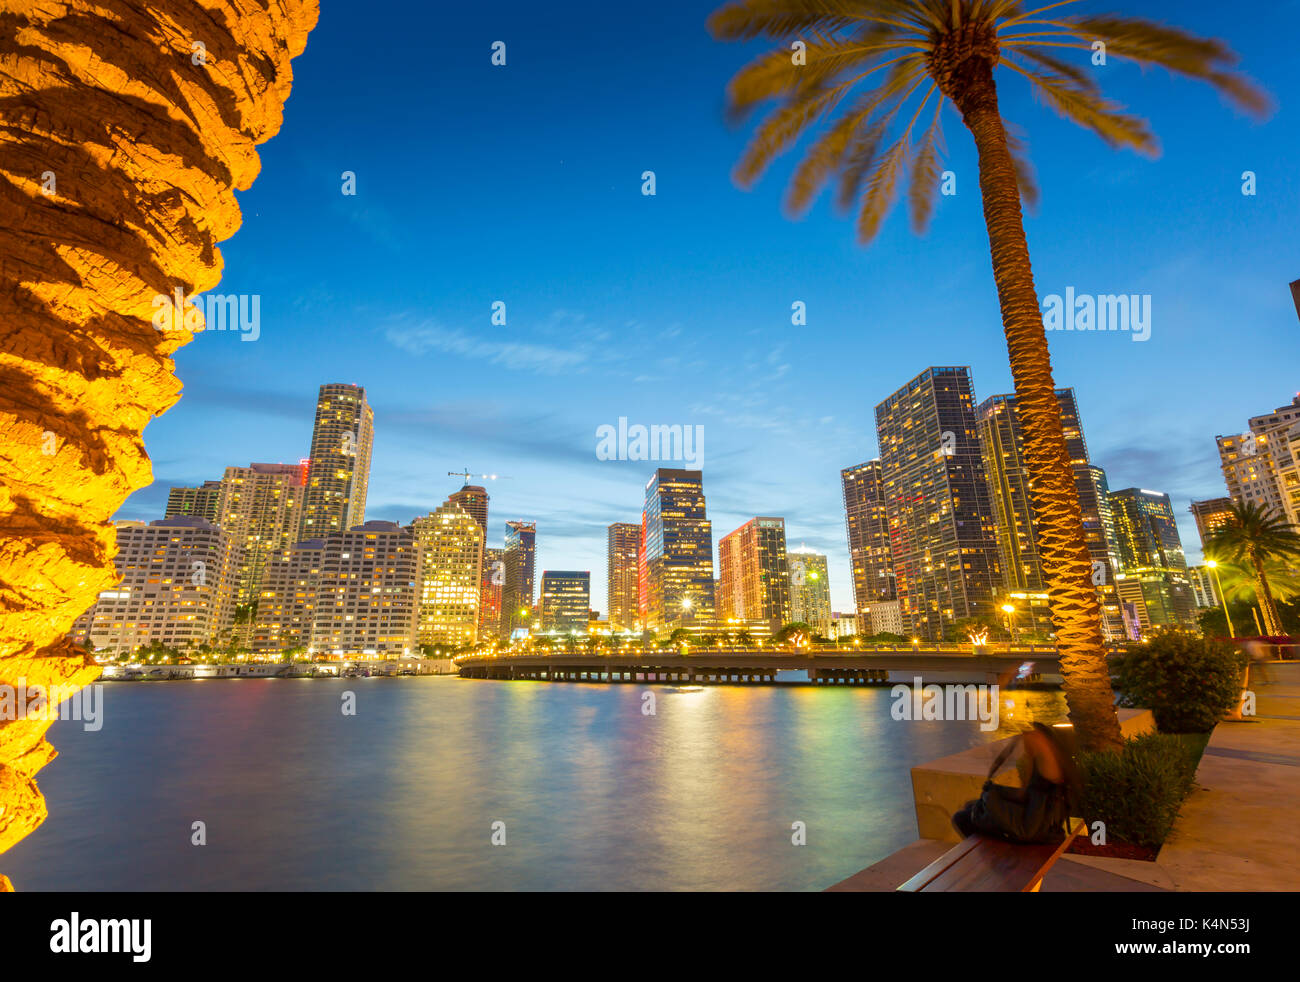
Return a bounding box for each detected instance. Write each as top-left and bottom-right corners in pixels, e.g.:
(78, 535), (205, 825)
(911, 709), (1155, 842)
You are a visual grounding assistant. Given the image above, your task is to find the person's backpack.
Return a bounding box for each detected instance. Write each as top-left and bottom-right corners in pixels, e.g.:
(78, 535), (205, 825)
(952, 726), (1073, 845)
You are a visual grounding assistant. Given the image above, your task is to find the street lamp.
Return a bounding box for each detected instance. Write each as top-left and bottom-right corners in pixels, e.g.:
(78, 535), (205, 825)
(1001, 602), (1017, 649)
(1205, 560), (1236, 638)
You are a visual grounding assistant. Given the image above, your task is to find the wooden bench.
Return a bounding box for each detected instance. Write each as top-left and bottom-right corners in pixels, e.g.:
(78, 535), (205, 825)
(897, 823), (1084, 892)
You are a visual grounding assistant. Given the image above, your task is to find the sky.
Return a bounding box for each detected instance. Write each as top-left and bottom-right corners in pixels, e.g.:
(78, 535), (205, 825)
(121, 0), (1300, 614)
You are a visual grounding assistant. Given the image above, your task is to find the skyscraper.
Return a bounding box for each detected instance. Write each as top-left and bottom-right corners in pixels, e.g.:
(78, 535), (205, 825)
(70, 517), (237, 653)
(479, 545), (504, 641)
(641, 468), (715, 631)
(300, 383), (374, 541)
(312, 520), (420, 657)
(411, 502), (483, 648)
(252, 539), (324, 654)
(1190, 497), (1236, 552)
(165, 481), (223, 522)
(1216, 395), (1300, 527)
(500, 520), (536, 639)
(1109, 488), (1196, 631)
(875, 367), (1002, 639)
(976, 390), (1126, 639)
(215, 461), (307, 608)
(539, 571), (591, 633)
(717, 517), (791, 632)
(607, 522), (641, 632)
(788, 548), (831, 636)
(841, 459), (895, 607)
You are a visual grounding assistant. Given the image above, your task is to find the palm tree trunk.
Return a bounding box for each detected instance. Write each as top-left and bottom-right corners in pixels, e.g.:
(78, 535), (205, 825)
(949, 60), (1123, 753)
(1250, 549), (1283, 635)
(0, 0), (319, 883)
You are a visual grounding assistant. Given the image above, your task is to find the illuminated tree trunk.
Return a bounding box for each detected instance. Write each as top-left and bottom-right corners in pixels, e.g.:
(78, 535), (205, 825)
(0, 0), (319, 888)
(944, 53), (1123, 753)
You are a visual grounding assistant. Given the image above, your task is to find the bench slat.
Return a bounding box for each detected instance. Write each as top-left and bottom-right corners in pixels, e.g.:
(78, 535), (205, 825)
(898, 823), (1083, 892)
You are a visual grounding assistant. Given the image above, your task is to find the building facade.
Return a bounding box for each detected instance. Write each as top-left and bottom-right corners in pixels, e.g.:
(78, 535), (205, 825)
(717, 517), (791, 632)
(607, 522), (641, 632)
(1216, 395), (1300, 526)
(251, 539), (324, 654)
(539, 571), (591, 634)
(1109, 488), (1197, 631)
(411, 502), (483, 648)
(1190, 497), (1236, 552)
(311, 520), (420, 657)
(875, 367), (1002, 640)
(841, 459), (894, 608)
(787, 549), (831, 636)
(500, 520), (537, 639)
(215, 461), (307, 608)
(300, 383), (375, 541)
(165, 481), (223, 522)
(71, 517), (237, 653)
(640, 469), (715, 631)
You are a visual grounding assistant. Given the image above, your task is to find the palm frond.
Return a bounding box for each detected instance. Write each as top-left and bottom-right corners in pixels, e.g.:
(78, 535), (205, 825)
(785, 58), (921, 215)
(708, 0), (926, 41)
(1002, 119), (1040, 211)
(1000, 53), (1157, 155)
(908, 95), (945, 233)
(856, 134), (909, 244)
(1070, 15), (1271, 117)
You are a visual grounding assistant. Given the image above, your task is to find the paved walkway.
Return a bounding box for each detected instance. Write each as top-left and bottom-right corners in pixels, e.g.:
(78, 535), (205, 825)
(1154, 662), (1300, 891)
(830, 662), (1300, 891)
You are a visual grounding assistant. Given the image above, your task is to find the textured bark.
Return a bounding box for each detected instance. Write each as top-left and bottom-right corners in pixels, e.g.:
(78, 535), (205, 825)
(0, 0), (318, 880)
(939, 49), (1123, 753)
(1250, 550), (1282, 635)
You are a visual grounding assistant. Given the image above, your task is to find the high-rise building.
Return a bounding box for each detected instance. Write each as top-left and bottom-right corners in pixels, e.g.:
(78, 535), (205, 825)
(1109, 488), (1196, 631)
(312, 520), (420, 657)
(165, 481), (223, 522)
(875, 367), (1002, 639)
(841, 459), (895, 608)
(300, 383), (375, 541)
(479, 545), (504, 642)
(252, 539), (324, 654)
(717, 518), (791, 632)
(976, 390), (1126, 640)
(500, 520), (536, 639)
(215, 462), (307, 608)
(607, 522), (641, 632)
(1190, 497), (1236, 552)
(641, 469), (715, 631)
(1216, 395), (1300, 526)
(539, 571), (591, 633)
(1186, 565), (1219, 609)
(411, 502), (484, 648)
(70, 517), (236, 653)
(787, 548), (831, 636)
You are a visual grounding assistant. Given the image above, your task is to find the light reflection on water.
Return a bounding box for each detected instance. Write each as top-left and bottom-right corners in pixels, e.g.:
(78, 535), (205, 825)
(5, 677), (1065, 891)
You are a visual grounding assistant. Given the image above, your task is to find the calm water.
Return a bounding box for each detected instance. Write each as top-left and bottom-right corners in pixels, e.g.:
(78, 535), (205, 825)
(6, 676), (1066, 891)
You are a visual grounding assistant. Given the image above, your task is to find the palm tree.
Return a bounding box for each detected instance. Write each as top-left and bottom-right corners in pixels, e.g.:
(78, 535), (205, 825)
(707, 0), (1268, 751)
(1205, 503), (1300, 636)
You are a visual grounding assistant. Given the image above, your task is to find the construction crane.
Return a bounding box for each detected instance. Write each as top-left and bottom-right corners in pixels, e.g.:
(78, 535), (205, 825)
(448, 468), (511, 486)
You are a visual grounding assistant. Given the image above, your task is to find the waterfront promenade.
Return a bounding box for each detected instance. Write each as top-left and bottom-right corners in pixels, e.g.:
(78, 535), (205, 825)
(828, 661), (1300, 892)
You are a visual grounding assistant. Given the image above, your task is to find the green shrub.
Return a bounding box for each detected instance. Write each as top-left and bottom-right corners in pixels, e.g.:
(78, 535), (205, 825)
(1079, 733), (1199, 849)
(1110, 633), (1246, 733)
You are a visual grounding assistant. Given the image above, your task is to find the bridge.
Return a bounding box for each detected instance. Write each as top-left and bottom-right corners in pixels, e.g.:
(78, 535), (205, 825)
(454, 645), (1104, 686)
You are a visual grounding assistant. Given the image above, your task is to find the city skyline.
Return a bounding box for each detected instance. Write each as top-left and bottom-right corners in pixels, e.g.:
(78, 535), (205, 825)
(108, 1), (1297, 614)
(127, 365), (1288, 625)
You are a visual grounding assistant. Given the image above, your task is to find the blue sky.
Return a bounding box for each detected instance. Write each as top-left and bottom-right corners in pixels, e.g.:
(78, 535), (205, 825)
(123, 0), (1300, 613)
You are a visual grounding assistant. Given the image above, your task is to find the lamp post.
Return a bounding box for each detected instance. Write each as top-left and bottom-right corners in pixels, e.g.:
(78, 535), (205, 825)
(1001, 603), (1017, 650)
(1205, 560), (1236, 639)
